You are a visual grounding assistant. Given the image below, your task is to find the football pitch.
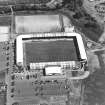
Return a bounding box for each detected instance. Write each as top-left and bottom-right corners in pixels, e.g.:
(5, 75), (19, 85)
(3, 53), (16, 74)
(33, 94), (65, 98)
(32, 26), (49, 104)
(25, 39), (79, 64)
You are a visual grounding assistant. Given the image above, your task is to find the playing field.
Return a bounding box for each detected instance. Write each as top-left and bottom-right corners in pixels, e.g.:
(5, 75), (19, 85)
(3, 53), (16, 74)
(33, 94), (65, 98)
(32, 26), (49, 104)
(24, 39), (79, 64)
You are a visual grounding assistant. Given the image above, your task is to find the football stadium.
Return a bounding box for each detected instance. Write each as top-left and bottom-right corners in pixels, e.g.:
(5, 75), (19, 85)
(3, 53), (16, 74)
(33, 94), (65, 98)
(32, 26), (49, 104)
(16, 32), (87, 70)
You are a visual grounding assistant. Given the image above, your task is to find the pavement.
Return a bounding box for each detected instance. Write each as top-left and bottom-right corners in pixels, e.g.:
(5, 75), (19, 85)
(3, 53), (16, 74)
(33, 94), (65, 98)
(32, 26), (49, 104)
(83, 48), (105, 105)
